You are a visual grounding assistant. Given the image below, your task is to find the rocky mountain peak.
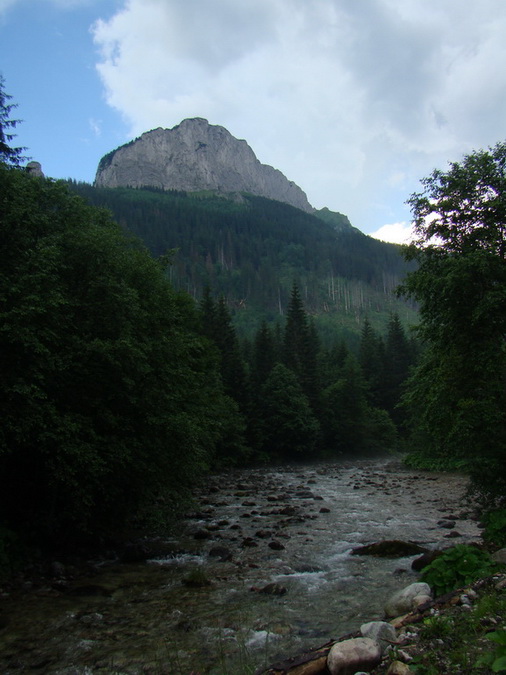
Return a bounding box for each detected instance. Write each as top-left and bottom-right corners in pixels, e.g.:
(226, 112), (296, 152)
(94, 118), (314, 213)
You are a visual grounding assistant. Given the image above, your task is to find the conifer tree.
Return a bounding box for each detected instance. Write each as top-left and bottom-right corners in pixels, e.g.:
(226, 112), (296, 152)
(0, 75), (27, 166)
(383, 313), (412, 424)
(359, 318), (385, 406)
(258, 363), (319, 457)
(283, 282), (319, 408)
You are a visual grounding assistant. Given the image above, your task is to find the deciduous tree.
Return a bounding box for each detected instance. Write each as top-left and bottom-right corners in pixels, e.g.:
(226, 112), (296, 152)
(399, 142), (506, 497)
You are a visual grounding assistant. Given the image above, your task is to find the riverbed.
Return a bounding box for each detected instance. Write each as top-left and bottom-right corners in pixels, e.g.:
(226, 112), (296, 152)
(0, 457), (482, 674)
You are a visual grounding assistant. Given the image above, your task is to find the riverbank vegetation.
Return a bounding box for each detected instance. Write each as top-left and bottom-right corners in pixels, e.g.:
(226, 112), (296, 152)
(398, 141), (506, 505)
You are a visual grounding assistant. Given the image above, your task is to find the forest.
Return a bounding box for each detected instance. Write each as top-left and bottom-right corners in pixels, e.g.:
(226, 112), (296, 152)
(66, 181), (417, 345)
(1, 78), (505, 572)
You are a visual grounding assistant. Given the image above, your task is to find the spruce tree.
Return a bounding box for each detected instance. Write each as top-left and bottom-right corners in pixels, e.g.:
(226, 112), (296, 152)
(283, 282), (319, 408)
(0, 75), (27, 166)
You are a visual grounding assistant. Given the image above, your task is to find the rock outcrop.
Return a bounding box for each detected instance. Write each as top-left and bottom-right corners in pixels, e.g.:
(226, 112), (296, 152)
(94, 118), (314, 213)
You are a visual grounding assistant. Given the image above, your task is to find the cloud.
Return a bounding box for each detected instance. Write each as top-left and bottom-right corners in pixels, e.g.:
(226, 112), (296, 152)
(369, 222), (414, 245)
(91, 0), (506, 232)
(89, 117), (101, 137)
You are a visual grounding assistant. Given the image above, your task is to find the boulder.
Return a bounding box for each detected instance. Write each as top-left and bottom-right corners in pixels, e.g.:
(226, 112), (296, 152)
(384, 582), (432, 618)
(251, 582), (288, 596)
(360, 621), (397, 653)
(491, 548), (506, 564)
(352, 540), (427, 558)
(411, 550), (443, 571)
(208, 546), (232, 562)
(327, 637), (382, 675)
(386, 661), (413, 675)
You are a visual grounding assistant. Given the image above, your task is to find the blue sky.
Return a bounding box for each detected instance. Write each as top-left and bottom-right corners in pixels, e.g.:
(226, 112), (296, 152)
(2, 0), (506, 242)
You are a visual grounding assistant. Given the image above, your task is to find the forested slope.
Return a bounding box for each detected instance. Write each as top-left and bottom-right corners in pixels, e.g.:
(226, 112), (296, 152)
(68, 183), (416, 341)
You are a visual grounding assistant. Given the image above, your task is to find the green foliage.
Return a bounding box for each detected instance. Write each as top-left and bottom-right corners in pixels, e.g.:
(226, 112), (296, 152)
(419, 615), (454, 640)
(256, 363), (320, 458)
(477, 630), (506, 672)
(0, 165), (236, 544)
(482, 509), (506, 548)
(67, 182), (416, 342)
(400, 141), (506, 498)
(0, 75), (28, 166)
(420, 545), (498, 596)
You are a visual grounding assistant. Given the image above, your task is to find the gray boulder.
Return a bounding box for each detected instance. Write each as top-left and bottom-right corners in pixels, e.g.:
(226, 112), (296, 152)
(360, 620), (397, 653)
(384, 582), (432, 618)
(327, 637), (382, 675)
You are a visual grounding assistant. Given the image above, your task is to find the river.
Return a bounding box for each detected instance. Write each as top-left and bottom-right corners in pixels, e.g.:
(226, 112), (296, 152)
(0, 457), (482, 674)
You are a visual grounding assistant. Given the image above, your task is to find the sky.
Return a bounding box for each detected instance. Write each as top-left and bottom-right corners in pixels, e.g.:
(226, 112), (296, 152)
(1, 0), (506, 243)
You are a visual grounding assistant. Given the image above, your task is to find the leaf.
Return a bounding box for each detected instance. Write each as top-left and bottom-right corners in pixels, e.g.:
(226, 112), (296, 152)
(492, 655), (506, 673)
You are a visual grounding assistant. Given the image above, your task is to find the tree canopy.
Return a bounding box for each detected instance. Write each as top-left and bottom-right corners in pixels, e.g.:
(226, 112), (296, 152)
(0, 163), (236, 542)
(400, 141), (506, 498)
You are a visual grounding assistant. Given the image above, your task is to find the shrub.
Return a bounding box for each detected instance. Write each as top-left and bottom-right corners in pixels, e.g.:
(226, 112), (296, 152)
(420, 544), (498, 596)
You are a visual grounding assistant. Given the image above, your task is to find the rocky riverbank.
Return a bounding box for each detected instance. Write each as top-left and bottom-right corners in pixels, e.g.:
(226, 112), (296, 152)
(0, 458), (487, 674)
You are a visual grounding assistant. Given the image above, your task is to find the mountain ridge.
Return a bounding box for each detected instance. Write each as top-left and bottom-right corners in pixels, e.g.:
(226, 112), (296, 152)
(95, 118), (314, 213)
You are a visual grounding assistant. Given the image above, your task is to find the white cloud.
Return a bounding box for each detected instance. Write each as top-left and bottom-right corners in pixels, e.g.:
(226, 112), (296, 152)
(91, 0), (506, 233)
(89, 117), (101, 137)
(370, 222), (414, 245)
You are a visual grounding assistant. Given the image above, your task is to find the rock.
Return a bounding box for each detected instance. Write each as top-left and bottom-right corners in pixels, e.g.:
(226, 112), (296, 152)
(182, 569), (212, 588)
(411, 550), (443, 571)
(208, 546), (232, 562)
(384, 582), (432, 618)
(352, 540), (427, 558)
(386, 661), (413, 675)
(411, 594), (432, 609)
(360, 620), (397, 653)
(26, 160), (44, 177)
(327, 637), (382, 675)
(241, 537), (258, 548)
(95, 119), (314, 213)
(269, 540), (285, 551)
(491, 548), (506, 564)
(437, 519), (456, 529)
(193, 529), (211, 540)
(251, 582), (288, 596)
(319, 507), (331, 513)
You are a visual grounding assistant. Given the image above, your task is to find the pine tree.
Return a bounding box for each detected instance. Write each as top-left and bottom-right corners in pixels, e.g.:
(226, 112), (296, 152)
(0, 76), (27, 166)
(358, 318), (385, 406)
(383, 313), (412, 424)
(283, 282), (319, 408)
(258, 363), (319, 457)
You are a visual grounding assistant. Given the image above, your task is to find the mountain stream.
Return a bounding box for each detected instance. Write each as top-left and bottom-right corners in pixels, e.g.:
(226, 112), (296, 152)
(0, 458), (482, 674)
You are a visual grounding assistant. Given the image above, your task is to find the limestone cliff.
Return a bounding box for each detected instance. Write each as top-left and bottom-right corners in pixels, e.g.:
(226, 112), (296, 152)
(94, 118), (314, 213)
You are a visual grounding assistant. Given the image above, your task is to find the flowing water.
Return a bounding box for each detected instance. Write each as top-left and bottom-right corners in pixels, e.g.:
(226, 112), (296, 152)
(0, 458), (482, 674)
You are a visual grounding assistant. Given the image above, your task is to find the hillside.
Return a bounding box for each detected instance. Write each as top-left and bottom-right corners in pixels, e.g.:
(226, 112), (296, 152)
(68, 182), (416, 342)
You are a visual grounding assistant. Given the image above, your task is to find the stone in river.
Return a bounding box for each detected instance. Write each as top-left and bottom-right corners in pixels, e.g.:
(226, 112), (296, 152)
(208, 546), (233, 562)
(251, 582), (288, 596)
(351, 540), (427, 558)
(268, 540), (285, 551)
